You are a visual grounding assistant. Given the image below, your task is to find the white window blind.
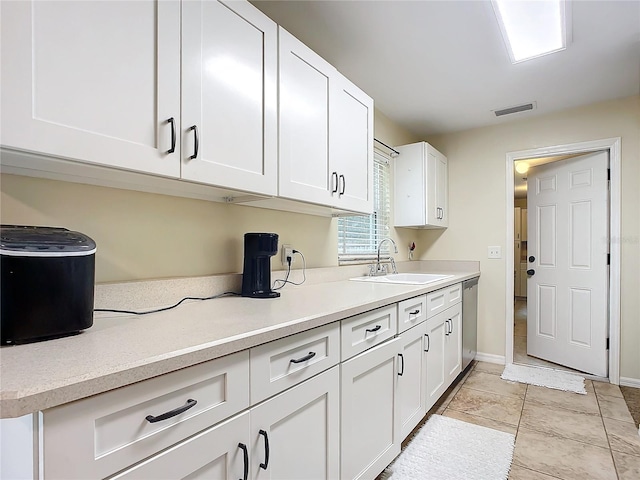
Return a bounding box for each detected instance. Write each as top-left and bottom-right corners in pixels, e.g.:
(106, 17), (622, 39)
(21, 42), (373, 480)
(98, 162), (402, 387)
(338, 150), (391, 263)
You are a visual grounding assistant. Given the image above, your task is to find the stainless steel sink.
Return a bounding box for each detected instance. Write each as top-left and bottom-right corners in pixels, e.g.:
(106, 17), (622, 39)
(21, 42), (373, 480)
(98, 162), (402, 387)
(350, 273), (453, 285)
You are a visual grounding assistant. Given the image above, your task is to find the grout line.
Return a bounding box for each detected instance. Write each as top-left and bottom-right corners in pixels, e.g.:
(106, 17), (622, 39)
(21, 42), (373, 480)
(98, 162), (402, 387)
(594, 385), (621, 479)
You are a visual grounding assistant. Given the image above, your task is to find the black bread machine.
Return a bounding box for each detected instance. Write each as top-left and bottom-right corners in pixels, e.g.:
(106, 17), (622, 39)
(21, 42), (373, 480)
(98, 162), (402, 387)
(241, 233), (280, 298)
(1, 225), (96, 344)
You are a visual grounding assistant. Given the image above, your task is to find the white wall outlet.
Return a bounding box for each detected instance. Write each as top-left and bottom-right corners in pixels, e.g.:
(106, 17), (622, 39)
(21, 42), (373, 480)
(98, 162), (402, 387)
(488, 246), (502, 259)
(281, 244), (294, 266)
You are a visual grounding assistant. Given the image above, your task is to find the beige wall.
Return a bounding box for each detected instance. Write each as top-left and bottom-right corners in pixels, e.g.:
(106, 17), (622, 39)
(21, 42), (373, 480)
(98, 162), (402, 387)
(423, 95), (640, 380)
(0, 107), (418, 282)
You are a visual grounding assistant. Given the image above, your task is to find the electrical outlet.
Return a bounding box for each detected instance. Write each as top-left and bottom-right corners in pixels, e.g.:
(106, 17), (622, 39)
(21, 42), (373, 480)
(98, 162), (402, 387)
(281, 244), (294, 266)
(488, 246), (502, 259)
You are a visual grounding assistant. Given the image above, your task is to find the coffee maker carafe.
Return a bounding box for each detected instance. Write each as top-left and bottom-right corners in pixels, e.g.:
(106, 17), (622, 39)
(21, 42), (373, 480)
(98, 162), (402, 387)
(241, 233), (280, 298)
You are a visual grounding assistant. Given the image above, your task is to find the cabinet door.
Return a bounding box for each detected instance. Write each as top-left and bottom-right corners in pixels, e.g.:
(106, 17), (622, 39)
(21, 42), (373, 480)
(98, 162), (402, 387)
(398, 324), (426, 440)
(329, 74), (373, 214)
(111, 412), (250, 480)
(444, 303), (462, 384)
(182, 0), (277, 195)
(251, 366), (340, 480)
(341, 338), (401, 480)
(424, 313), (447, 412)
(0, 0), (180, 177)
(434, 150), (448, 227)
(278, 27), (335, 206)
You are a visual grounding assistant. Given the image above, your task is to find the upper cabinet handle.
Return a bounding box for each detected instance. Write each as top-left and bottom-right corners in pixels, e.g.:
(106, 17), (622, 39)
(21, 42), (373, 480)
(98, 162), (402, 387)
(167, 117), (176, 154)
(189, 125), (199, 159)
(339, 174), (346, 196)
(366, 325), (382, 333)
(145, 398), (197, 423)
(331, 172), (339, 193)
(290, 351), (316, 364)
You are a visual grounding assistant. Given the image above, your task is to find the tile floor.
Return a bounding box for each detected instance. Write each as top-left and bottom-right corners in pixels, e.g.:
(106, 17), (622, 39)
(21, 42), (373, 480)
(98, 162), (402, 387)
(425, 361), (640, 479)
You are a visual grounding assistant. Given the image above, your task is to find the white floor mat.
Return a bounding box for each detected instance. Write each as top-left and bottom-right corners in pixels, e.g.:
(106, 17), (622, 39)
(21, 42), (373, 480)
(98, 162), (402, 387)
(501, 363), (587, 394)
(383, 415), (515, 480)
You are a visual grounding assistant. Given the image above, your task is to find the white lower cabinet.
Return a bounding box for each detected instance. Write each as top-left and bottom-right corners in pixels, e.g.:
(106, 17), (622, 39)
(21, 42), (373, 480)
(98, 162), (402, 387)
(397, 323), (426, 439)
(340, 337), (401, 480)
(424, 302), (463, 412)
(250, 366), (340, 480)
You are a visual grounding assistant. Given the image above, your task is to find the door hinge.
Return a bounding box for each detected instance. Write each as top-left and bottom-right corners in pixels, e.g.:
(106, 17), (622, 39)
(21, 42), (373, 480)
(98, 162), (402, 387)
(607, 253), (610, 265)
(606, 338), (610, 350)
(607, 168), (610, 180)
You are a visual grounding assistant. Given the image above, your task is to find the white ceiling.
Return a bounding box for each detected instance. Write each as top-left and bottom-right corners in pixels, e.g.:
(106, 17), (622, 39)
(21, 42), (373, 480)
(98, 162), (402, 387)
(251, 0), (640, 138)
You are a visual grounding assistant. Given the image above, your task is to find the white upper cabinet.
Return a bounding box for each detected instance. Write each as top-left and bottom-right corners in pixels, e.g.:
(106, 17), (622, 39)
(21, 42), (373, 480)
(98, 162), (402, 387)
(181, 0), (277, 196)
(394, 142), (449, 228)
(278, 27), (373, 215)
(330, 74), (374, 214)
(0, 0), (181, 178)
(278, 27), (335, 206)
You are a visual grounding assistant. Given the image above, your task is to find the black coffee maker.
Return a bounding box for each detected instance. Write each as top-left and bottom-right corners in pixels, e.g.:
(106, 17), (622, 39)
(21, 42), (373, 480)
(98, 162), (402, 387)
(241, 233), (280, 298)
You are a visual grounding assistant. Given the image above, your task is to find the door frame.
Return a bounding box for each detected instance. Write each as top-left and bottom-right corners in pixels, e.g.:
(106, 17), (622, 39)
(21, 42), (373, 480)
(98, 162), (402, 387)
(505, 137), (621, 384)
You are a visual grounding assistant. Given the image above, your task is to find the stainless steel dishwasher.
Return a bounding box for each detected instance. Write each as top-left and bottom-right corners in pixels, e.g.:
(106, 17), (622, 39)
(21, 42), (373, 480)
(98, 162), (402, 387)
(462, 277), (478, 370)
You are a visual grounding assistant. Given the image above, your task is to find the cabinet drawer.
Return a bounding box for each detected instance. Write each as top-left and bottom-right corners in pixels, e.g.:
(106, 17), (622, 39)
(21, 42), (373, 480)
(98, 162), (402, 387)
(250, 322), (340, 404)
(341, 305), (397, 361)
(397, 295), (427, 333)
(425, 282), (462, 318)
(42, 351), (250, 480)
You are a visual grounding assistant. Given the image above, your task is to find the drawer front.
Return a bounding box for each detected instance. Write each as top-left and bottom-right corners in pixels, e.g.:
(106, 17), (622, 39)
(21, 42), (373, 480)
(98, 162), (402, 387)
(445, 282), (462, 307)
(397, 295), (427, 333)
(341, 305), (397, 361)
(425, 288), (447, 318)
(250, 322), (340, 404)
(43, 351), (250, 480)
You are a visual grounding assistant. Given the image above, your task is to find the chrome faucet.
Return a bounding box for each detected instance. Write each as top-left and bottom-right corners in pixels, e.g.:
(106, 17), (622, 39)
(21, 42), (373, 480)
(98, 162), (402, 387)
(371, 237), (398, 275)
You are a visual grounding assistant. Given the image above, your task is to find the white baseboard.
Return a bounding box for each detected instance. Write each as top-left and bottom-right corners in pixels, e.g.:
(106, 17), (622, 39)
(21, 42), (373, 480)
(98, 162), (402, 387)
(475, 352), (506, 365)
(619, 376), (640, 388)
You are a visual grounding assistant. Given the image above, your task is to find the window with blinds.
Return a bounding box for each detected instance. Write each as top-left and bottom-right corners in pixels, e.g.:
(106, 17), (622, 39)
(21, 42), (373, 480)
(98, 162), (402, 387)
(338, 151), (391, 263)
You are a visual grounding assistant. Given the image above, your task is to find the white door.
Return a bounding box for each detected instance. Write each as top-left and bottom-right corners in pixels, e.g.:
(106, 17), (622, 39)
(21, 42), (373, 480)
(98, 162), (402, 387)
(397, 323), (426, 439)
(251, 366), (340, 480)
(341, 338), (401, 480)
(0, 0), (181, 177)
(329, 74), (373, 214)
(278, 27), (335, 205)
(181, 0), (277, 195)
(527, 152), (609, 376)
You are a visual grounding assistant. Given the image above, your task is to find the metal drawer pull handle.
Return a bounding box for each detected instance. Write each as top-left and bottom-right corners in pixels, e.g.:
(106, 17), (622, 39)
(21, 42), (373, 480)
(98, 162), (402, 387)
(290, 351), (316, 364)
(259, 429), (270, 470)
(238, 443), (248, 480)
(409, 309), (420, 315)
(366, 325), (382, 333)
(339, 174), (346, 195)
(445, 320), (450, 336)
(331, 172), (339, 193)
(189, 125), (199, 159)
(167, 117), (176, 154)
(398, 353), (404, 376)
(424, 334), (430, 352)
(145, 398), (197, 423)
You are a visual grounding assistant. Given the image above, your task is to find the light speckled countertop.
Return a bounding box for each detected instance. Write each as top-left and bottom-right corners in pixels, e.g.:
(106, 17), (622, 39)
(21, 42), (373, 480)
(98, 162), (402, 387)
(0, 269), (479, 418)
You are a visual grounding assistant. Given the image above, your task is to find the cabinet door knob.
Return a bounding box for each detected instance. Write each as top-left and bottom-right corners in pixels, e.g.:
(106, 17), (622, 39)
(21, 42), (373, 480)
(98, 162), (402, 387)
(238, 443), (249, 480)
(189, 125), (199, 159)
(259, 429), (270, 470)
(167, 117), (176, 154)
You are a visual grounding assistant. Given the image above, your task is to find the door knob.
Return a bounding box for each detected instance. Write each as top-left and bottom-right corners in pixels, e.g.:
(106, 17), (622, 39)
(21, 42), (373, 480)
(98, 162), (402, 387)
(527, 269), (535, 276)
(528, 256), (535, 262)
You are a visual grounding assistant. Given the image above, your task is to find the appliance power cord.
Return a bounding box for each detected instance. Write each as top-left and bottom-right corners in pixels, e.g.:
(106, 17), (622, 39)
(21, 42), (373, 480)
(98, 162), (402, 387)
(94, 291), (240, 316)
(272, 250), (306, 290)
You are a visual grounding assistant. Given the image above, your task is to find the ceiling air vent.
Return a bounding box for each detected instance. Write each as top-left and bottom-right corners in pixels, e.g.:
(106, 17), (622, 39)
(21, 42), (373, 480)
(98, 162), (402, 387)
(493, 101), (537, 117)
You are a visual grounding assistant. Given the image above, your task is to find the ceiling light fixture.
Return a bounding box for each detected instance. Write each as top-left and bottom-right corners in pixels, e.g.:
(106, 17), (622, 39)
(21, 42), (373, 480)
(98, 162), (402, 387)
(492, 0), (570, 63)
(515, 162), (530, 174)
